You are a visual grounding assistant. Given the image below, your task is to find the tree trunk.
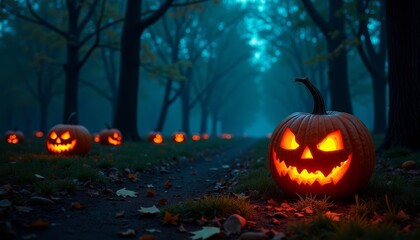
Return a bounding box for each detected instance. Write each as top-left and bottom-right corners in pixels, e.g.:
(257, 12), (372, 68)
(199, 101), (209, 134)
(155, 79), (173, 132)
(63, 45), (80, 123)
(380, 0), (420, 151)
(372, 74), (387, 134)
(113, 0), (141, 141)
(180, 80), (191, 135)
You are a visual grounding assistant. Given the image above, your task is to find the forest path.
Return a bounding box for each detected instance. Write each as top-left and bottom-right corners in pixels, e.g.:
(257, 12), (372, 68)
(13, 138), (260, 240)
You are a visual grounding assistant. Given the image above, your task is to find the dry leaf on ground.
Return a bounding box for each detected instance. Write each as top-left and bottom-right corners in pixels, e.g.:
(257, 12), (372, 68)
(116, 188), (137, 198)
(190, 226), (220, 240)
(138, 205), (160, 215)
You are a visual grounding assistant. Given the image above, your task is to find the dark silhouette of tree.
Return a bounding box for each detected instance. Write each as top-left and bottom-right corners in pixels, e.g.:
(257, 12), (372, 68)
(113, 0), (175, 141)
(2, 0), (122, 123)
(301, 0), (353, 113)
(380, 0), (420, 151)
(348, 0), (387, 133)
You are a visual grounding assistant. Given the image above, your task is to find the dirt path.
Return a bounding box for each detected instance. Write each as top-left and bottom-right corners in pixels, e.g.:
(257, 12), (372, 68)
(9, 138), (259, 239)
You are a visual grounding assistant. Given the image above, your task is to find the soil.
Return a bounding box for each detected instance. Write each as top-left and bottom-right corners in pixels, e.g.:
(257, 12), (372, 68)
(2, 138), (260, 240)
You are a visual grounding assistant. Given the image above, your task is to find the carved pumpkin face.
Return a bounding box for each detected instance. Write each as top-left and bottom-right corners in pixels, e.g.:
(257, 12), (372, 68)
(172, 132), (186, 143)
(46, 124), (92, 155)
(147, 132), (163, 144)
(268, 78), (375, 198)
(99, 129), (122, 146)
(3, 130), (24, 144)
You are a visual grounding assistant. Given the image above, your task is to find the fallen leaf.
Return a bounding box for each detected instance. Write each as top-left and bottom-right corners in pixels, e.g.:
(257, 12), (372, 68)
(165, 180), (172, 189)
(302, 206), (314, 214)
(154, 200), (166, 208)
(139, 234), (155, 240)
(118, 228), (135, 237)
(397, 210), (410, 221)
(145, 229), (161, 233)
(146, 188), (156, 197)
(162, 211), (179, 225)
(34, 174), (46, 179)
(223, 214), (246, 235)
(324, 211), (342, 221)
(116, 188), (137, 198)
(0, 199), (12, 207)
(190, 226), (220, 240)
(24, 219), (49, 228)
(138, 205), (160, 215)
(115, 211), (125, 218)
(127, 173), (137, 181)
(71, 202), (85, 210)
(15, 206), (33, 213)
(28, 196), (54, 205)
(178, 224), (188, 233)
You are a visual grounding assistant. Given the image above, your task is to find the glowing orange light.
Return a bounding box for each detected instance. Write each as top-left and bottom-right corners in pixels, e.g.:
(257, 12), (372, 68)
(202, 133), (209, 140)
(273, 150), (352, 186)
(317, 130), (344, 151)
(7, 134), (19, 144)
(153, 134), (163, 144)
(192, 134), (201, 141)
(173, 132), (186, 143)
(280, 128), (299, 150)
(301, 146), (313, 159)
(93, 134), (100, 143)
(221, 133), (232, 139)
(34, 131), (44, 138)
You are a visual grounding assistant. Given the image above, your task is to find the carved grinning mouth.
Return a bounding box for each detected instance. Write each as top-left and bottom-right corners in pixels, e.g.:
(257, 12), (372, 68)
(47, 140), (77, 153)
(107, 136), (121, 145)
(273, 150), (352, 186)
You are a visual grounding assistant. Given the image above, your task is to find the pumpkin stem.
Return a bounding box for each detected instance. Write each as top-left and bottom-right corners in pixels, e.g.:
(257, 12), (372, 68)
(104, 123), (111, 129)
(67, 112), (77, 124)
(295, 77), (327, 115)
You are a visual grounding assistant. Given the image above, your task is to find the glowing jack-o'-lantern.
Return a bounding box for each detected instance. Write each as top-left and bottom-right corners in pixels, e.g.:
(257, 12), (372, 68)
(147, 131), (164, 144)
(172, 131), (186, 143)
(46, 113), (92, 155)
(268, 78), (375, 198)
(192, 134), (201, 141)
(3, 130), (24, 144)
(99, 125), (122, 146)
(33, 131), (44, 138)
(202, 133), (210, 140)
(93, 133), (100, 143)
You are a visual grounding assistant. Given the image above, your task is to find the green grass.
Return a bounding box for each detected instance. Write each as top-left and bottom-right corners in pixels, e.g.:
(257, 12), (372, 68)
(162, 195), (254, 219)
(0, 136), (243, 195)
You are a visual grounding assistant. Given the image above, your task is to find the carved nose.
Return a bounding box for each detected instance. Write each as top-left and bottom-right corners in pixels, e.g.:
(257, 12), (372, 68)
(56, 138), (61, 144)
(301, 146), (313, 159)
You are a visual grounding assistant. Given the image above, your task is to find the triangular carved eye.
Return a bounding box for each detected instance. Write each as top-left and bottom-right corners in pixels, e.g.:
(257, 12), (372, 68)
(317, 130), (344, 152)
(280, 128), (299, 150)
(61, 131), (71, 140)
(50, 131), (57, 140)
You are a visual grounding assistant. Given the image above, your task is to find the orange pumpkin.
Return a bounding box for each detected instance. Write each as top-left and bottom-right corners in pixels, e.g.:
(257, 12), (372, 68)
(202, 133), (210, 140)
(33, 130), (44, 138)
(172, 131), (186, 143)
(3, 129), (24, 144)
(99, 125), (122, 146)
(147, 131), (164, 144)
(191, 134), (201, 141)
(268, 78), (375, 198)
(46, 113), (92, 155)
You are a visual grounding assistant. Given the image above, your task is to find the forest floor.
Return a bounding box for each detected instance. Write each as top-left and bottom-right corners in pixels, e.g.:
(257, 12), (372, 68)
(1, 138), (420, 240)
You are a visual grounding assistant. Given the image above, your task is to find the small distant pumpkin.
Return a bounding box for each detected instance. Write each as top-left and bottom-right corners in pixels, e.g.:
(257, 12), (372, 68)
(172, 131), (186, 143)
(99, 124), (122, 146)
(191, 134), (201, 141)
(147, 131), (163, 144)
(93, 133), (100, 143)
(46, 113), (92, 155)
(33, 130), (44, 138)
(202, 133), (210, 140)
(3, 129), (24, 144)
(268, 78), (375, 198)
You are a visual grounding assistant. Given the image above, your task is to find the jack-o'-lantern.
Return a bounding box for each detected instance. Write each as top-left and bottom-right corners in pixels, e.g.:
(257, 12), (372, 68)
(3, 129), (24, 144)
(33, 130), (44, 138)
(147, 131), (164, 144)
(172, 131), (186, 143)
(46, 113), (92, 155)
(268, 78), (375, 198)
(192, 134), (201, 141)
(99, 124), (122, 146)
(202, 133), (210, 140)
(221, 133), (232, 139)
(93, 133), (100, 143)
